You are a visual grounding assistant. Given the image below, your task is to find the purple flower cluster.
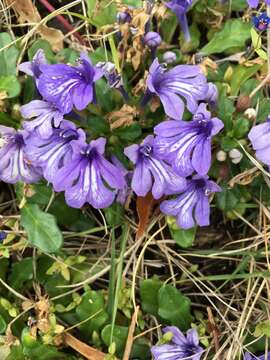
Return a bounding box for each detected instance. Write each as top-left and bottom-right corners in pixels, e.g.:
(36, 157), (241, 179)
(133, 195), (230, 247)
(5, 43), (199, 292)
(0, 49), (223, 229)
(244, 351), (270, 360)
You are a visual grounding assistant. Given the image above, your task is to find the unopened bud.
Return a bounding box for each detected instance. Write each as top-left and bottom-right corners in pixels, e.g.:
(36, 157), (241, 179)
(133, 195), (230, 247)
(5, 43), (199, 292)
(163, 51), (177, 64)
(229, 148), (243, 164)
(244, 108), (256, 120)
(216, 150), (227, 162)
(143, 31), (162, 48)
(117, 12), (131, 24)
(236, 95), (251, 112)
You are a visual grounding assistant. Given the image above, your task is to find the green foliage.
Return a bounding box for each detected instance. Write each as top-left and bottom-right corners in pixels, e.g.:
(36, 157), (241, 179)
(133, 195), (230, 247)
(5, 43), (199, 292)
(8, 257), (33, 290)
(21, 203), (63, 253)
(102, 324), (150, 359)
(140, 280), (192, 330)
(28, 39), (55, 62)
(158, 285), (192, 330)
(140, 278), (162, 317)
(230, 64), (262, 96)
(200, 20), (251, 55)
(167, 216), (196, 248)
(0, 76), (21, 98)
(0, 33), (19, 76)
(75, 289), (109, 337)
(87, 0), (117, 28)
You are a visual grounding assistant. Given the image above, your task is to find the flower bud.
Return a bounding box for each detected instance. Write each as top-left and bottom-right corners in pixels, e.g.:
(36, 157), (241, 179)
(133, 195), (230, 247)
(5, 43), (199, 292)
(216, 150), (227, 162)
(244, 108), (256, 120)
(143, 31), (162, 48)
(116, 11), (131, 24)
(236, 95), (251, 112)
(162, 51), (177, 64)
(229, 148), (243, 164)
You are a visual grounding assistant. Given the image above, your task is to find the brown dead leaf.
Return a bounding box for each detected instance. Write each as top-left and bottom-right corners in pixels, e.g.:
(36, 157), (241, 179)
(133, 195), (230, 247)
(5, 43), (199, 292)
(107, 104), (138, 130)
(38, 25), (64, 52)
(136, 192), (160, 240)
(6, 0), (64, 51)
(64, 333), (105, 360)
(149, 97), (160, 112)
(229, 167), (260, 188)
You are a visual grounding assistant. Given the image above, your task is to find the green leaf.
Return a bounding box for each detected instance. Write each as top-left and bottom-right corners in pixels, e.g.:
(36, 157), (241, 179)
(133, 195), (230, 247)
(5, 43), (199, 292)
(158, 285), (192, 330)
(87, 0), (117, 28)
(200, 20), (251, 55)
(87, 115), (110, 137)
(233, 118), (250, 139)
(102, 325), (150, 359)
(216, 187), (239, 211)
(104, 202), (124, 226)
(0, 76), (21, 98)
(0, 33), (19, 76)
(9, 258), (33, 290)
(170, 226), (196, 249)
(113, 123), (142, 142)
(28, 39), (55, 62)
(254, 320), (270, 338)
(255, 48), (268, 61)
(230, 64), (262, 96)
(75, 290), (108, 336)
(251, 28), (261, 49)
(217, 98), (235, 131)
(21, 204), (63, 253)
(6, 345), (25, 360)
(0, 315), (7, 333)
(140, 278), (162, 317)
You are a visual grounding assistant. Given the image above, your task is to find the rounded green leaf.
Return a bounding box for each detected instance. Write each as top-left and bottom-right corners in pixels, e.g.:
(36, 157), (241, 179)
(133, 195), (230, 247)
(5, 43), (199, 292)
(21, 204), (63, 253)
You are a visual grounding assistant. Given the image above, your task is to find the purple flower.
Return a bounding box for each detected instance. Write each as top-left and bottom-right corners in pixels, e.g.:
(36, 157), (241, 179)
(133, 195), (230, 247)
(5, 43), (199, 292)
(124, 135), (186, 199)
(205, 83), (218, 108)
(248, 118), (270, 167)
(0, 232), (7, 242)
(37, 52), (103, 114)
(151, 326), (203, 360)
(165, 0), (192, 41)
(52, 137), (126, 209)
(19, 49), (47, 80)
(145, 58), (207, 120)
(160, 175), (221, 229)
(154, 103), (224, 176)
(252, 13), (270, 31)
(21, 100), (64, 139)
(244, 352), (270, 360)
(0, 126), (41, 184)
(25, 120), (85, 184)
(111, 156), (132, 205)
(248, 0), (270, 8)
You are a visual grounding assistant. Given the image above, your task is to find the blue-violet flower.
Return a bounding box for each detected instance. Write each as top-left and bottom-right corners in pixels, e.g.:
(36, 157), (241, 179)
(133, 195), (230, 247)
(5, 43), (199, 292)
(165, 0), (193, 41)
(154, 103), (224, 176)
(160, 175), (221, 229)
(248, 117), (270, 168)
(124, 135), (186, 199)
(21, 100), (64, 139)
(145, 58), (207, 120)
(0, 126), (41, 184)
(37, 52), (103, 114)
(52, 137), (126, 209)
(151, 326), (203, 360)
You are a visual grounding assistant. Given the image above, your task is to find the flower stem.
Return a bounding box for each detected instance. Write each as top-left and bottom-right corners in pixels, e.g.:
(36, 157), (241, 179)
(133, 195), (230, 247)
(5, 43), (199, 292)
(177, 13), (191, 43)
(37, 0), (86, 45)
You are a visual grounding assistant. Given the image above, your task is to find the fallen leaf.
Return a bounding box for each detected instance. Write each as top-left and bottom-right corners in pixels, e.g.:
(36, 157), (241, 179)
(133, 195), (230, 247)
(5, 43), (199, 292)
(136, 192), (159, 240)
(107, 104), (138, 130)
(6, 0), (64, 51)
(38, 25), (64, 52)
(64, 333), (105, 360)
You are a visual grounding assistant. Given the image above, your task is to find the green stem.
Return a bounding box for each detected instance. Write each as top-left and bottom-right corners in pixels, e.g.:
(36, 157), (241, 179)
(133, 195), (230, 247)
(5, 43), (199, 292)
(110, 224), (129, 344)
(107, 228), (116, 321)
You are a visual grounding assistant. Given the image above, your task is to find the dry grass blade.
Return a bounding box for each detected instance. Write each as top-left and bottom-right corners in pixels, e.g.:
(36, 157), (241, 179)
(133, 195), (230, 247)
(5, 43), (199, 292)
(123, 305), (140, 360)
(63, 333), (106, 360)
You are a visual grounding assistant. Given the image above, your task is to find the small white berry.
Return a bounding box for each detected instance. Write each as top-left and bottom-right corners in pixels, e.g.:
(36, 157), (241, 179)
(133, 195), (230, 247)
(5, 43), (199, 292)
(229, 149), (243, 164)
(216, 150), (227, 162)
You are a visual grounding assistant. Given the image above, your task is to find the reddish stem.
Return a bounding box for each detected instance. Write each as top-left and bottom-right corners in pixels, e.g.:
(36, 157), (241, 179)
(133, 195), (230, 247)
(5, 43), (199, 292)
(37, 0), (86, 45)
